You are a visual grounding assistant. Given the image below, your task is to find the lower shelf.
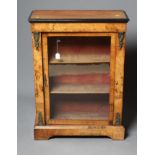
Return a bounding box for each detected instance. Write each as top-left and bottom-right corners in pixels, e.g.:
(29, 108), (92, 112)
(50, 94), (109, 120)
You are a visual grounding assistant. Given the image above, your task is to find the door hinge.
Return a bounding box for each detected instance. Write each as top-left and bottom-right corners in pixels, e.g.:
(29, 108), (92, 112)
(118, 32), (124, 49)
(33, 32), (40, 50)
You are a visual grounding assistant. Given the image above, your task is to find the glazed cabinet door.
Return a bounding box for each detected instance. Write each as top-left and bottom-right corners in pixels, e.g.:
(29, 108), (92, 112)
(42, 33), (117, 126)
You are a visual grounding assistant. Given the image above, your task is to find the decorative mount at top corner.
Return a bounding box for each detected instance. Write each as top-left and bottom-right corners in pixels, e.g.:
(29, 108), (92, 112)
(118, 32), (124, 49)
(33, 32), (40, 50)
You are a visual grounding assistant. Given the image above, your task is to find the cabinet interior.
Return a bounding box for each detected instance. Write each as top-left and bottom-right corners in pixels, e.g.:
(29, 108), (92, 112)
(48, 36), (111, 121)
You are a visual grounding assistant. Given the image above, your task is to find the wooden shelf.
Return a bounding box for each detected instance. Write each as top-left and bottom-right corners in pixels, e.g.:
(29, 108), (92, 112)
(50, 73), (109, 94)
(49, 55), (110, 64)
(50, 94), (109, 120)
(50, 84), (109, 94)
(49, 64), (110, 76)
(52, 109), (109, 120)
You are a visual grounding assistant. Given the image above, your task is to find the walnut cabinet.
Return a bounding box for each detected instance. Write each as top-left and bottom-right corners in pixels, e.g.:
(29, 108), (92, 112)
(29, 10), (129, 140)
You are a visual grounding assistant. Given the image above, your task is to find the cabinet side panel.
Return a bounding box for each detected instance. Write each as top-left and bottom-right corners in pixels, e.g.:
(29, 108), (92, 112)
(32, 32), (45, 125)
(42, 33), (50, 123)
(113, 33), (126, 125)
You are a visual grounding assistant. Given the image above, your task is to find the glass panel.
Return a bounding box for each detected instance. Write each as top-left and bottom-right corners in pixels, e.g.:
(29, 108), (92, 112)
(47, 36), (111, 121)
(48, 37), (110, 64)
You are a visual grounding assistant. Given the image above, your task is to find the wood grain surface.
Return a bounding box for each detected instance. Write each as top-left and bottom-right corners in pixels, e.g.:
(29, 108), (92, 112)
(34, 125), (125, 140)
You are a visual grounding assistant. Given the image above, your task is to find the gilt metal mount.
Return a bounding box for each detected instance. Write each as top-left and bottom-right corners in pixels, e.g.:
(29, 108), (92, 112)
(118, 32), (124, 49)
(33, 32), (40, 50)
(115, 112), (121, 125)
(38, 112), (43, 126)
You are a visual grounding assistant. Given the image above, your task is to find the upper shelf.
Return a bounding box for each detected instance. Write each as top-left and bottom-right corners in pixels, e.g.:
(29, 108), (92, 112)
(49, 55), (110, 64)
(29, 10), (129, 23)
(50, 83), (109, 94)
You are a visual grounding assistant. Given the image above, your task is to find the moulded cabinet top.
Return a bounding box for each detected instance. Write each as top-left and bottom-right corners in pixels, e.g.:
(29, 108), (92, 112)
(29, 10), (129, 23)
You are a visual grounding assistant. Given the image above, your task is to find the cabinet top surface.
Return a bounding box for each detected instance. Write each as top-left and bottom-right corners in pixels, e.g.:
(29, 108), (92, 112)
(29, 10), (129, 23)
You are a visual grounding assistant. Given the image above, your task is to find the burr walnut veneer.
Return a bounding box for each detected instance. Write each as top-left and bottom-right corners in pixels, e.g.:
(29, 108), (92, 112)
(29, 10), (129, 140)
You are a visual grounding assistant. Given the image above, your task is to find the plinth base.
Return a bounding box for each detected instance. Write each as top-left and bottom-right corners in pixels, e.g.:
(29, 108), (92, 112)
(34, 125), (125, 140)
